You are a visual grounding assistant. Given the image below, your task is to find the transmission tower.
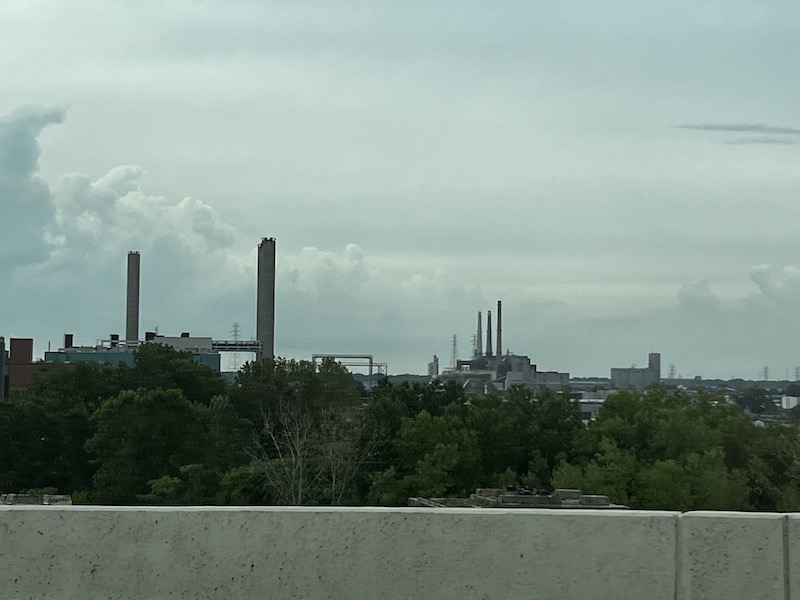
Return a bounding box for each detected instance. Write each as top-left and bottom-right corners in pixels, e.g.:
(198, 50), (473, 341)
(227, 322), (242, 372)
(761, 366), (769, 382)
(450, 334), (458, 370)
(668, 364), (676, 379)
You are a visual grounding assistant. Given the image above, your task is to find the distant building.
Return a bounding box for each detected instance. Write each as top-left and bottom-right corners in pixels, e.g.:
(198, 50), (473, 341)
(440, 352), (569, 394)
(44, 332), (221, 372)
(437, 301), (569, 394)
(610, 353), (661, 390)
(427, 355), (439, 379)
(0, 336), (45, 397)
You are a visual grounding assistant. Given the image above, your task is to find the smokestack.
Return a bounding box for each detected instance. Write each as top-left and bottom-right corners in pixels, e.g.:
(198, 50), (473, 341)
(496, 300), (502, 358)
(476, 312), (483, 358)
(486, 310), (493, 357)
(256, 237), (276, 359)
(0, 336), (6, 402)
(126, 251), (140, 344)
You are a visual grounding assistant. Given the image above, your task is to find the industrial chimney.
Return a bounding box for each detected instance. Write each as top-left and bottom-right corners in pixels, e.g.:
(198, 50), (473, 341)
(476, 312), (483, 358)
(486, 310), (493, 357)
(256, 237), (276, 359)
(496, 300), (502, 358)
(125, 251), (140, 344)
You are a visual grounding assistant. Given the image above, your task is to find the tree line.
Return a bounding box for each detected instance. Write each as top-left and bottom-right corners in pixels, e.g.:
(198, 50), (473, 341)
(2, 343), (800, 510)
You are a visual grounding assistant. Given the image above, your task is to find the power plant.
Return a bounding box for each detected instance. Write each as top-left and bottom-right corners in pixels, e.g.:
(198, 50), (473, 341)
(40, 238), (277, 372)
(438, 299), (570, 394)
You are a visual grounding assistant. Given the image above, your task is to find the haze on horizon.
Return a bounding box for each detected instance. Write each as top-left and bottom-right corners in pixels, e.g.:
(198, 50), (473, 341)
(1, 1), (799, 379)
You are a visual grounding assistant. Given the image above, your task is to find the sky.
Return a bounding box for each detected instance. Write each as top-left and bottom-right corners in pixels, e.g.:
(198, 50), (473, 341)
(1, 1), (799, 379)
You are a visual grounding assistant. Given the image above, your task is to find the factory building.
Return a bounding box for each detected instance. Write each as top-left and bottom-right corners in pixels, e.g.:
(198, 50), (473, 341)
(437, 301), (570, 394)
(610, 353), (661, 390)
(44, 332), (221, 371)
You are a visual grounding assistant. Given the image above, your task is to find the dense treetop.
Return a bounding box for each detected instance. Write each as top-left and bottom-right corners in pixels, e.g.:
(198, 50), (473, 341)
(2, 344), (798, 510)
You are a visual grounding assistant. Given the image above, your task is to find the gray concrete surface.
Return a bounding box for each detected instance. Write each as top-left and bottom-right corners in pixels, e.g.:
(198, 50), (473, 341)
(0, 506), (793, 600)
(678, 511), (786, 600)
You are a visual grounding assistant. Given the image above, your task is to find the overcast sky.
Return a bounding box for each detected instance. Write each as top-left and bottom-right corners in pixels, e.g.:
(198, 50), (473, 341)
(2, 1), (799, 378)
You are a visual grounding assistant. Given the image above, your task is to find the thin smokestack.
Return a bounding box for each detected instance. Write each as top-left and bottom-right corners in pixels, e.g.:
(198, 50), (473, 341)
(486, 310), (493, 357)
(125, 251), (140, 343)
(0, 336), (6, 402)
(256, 237), (276, 359)
(496, 300), (502, 358)
(476, 311), (483, 358)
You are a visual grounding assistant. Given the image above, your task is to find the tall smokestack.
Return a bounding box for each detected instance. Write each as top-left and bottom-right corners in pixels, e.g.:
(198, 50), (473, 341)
(496, 300), (502, 358)
(486, 310), (493, 357)
(0, 336), (6, 402)
(476, 312), (483, 358)
(125, 251), (140, 343)
(256, 237), (276, 359)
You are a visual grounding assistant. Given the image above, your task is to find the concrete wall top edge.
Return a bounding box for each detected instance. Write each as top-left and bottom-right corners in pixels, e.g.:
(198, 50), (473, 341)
(0, 505), (679, 516)
(681, 510), (788, 519)
(5, 506), (795, 519)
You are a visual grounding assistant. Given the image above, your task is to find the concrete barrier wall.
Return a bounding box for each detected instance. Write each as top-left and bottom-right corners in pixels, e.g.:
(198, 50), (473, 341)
(0, 507), (796, 600)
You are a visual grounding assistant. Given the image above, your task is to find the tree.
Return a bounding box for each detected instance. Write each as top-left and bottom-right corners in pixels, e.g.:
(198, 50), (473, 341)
(122, 343), (227, 406)
(559, 389), (760, 509)
(368, 410), (482, 505)
(86, 388), (210, 504)
(245, 358), (374, 505)
(0, 393), (94, 494)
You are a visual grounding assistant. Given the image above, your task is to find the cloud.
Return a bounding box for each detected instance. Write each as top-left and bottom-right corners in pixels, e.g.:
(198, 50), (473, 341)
(677, 123), (800, 135)
(677, 278), (721, 311)
(1, 104), (250, 343)
(749, 265), (800, 306)
(0, 104), (65, 270)
(722, 137), (798, 145)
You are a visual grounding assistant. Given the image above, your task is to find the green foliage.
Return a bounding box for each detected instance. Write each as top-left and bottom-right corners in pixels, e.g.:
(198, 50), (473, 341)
(23, 361), (125, 413)
(0, 393), (94, 493)
(367, 410), (483, 504)
(242, 357), (375, 505)
(124, 343), (227, 406)
(6, 347), (800, 512)
(558, 389), (761, 510)
(138, 464), (220, 505)
(86, 388), (210, 504)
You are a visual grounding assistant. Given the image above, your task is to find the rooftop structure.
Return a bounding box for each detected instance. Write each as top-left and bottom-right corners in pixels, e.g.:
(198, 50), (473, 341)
(1, 493), (72, 505)
(409, 487), (627, 509)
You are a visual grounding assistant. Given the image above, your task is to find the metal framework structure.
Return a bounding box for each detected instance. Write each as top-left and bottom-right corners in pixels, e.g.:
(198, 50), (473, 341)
(212, 340), (263, 353)
(311, 353), (388, 389)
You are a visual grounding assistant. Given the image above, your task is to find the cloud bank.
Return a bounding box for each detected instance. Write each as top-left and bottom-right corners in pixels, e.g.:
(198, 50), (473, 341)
(678, 123), (800, 135)
(4, 104), (800, 378)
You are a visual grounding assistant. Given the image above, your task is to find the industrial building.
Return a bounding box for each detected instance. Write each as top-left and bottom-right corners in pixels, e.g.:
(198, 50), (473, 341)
(437, 300), (570, 394)
(610, 352), (661, 390)
(1, 239), (277, 389)
(44, 332), (222, 371)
